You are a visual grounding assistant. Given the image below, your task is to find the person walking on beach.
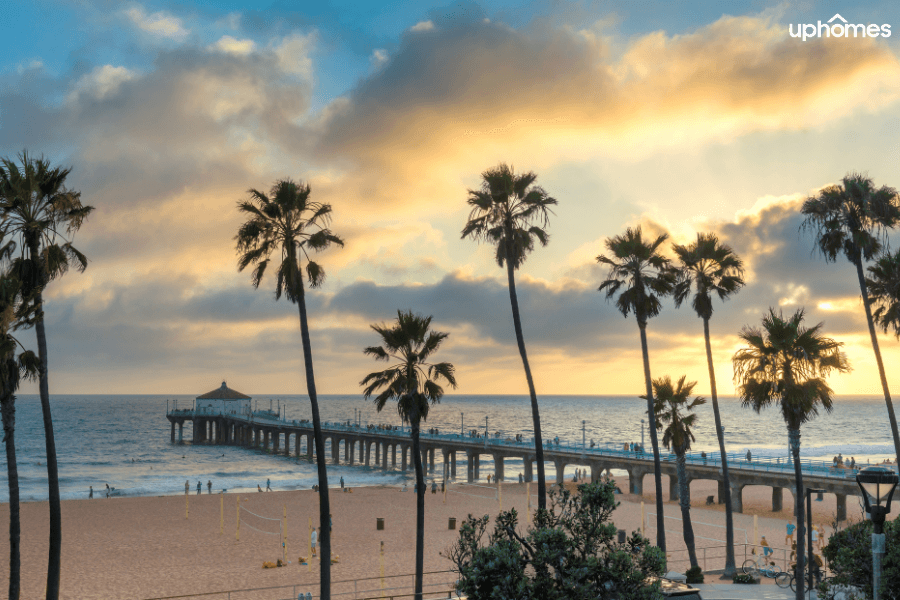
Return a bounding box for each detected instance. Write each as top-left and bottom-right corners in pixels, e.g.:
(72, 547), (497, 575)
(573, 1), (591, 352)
(340, 476), (344, 489)
(89, 486), (93, 499)
(207, 480), (212, 494)
(185, 480), (190, 495)
(746, 450), (752, 462)
(811, 525), (819, 549)
(196, 481), (201, 495)
(785, 521), (796, 545)
(431, 481), (437, 494)
(266, 478), (272, 491)
(311, 528), (318, 557)
(519, 473), (523, 483)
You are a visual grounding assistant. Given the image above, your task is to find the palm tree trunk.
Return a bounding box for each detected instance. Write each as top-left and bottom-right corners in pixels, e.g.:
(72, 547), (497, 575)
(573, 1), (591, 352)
(854, 258), (900, 475)
(703, 317), (736, 577)
(505, 257), (546, 509)
(33, 289), (61, 600)
(410, 401), (425, 600)
(789, 428), (805, 600)
(1, 385), (21, 600)
(676, 450), (698, 569)
(296, 294), (331, 600)
(638, 321), (665, 552)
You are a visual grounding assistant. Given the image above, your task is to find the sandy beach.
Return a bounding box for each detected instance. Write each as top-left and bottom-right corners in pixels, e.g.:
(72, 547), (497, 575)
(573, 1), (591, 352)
(0, 475), (886, 599)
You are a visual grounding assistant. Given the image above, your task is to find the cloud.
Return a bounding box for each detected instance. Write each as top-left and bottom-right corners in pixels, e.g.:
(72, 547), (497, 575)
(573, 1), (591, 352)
(211, 35), (256, 56)
(124, 5), (189, 40)
(67, 65), (138, 103)
(274, 32), (316, 78)
(370, 49), (388, 68)
(302, 11), (900, 224)
(410, 21), (435, 32)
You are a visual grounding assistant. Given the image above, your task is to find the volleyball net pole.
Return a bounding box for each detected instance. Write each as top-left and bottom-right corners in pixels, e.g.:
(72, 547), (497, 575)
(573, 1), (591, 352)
(308, 516), (312, 572)
(220, 495), (224, 534)
(236, 497), (241, 541)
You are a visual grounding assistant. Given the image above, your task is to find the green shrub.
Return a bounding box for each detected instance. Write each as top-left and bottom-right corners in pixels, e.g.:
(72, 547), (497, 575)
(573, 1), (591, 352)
(685, 566), (704, 584)
(732, 573), (758, 584)
(445, 481), (666, 600)
(823, 517), (900, 600)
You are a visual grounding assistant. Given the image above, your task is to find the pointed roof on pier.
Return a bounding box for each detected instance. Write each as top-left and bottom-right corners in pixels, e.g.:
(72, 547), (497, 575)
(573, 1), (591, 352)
(196, 381), (251, 400)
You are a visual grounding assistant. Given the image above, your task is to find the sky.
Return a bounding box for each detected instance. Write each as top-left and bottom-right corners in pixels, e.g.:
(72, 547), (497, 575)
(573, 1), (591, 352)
(2, 0), (900, 396)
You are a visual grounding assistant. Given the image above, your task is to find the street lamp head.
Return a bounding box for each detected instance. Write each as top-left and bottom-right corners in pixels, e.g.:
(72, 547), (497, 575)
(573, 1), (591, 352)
(856, 466), (899, 517)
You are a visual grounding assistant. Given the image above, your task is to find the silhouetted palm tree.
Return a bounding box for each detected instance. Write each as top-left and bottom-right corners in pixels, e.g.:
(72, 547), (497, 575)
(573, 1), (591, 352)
(867, 248), (900, 339)
(0, 153), (93, 599)
(0, 263), (40, 600)
(461, 163), (556, 509)
(801, 174), (900, 474)
(235, 179), (343, 599)
(362, 310), (457, 600)
(733, 308), (849, 600)
(597, 225), (677, 552)
(649, 375), (706, 569)
(673, 232), (744, 576)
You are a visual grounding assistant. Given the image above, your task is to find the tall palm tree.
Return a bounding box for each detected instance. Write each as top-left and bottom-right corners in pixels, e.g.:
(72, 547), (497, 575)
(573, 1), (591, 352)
(0, 153), (93, 599)
(733, 308), (850, 600)
(597, 225), (677, 552)
(461, 163), (556, 509)
(801, 173), (900, 474)
(649, 375), (706, 569)
(0, 264), (40, 600)
(673, 232), (744, 577)
(235, 179), (343, 599)
(867, 248), (900, 339)
(361, 310), (457, 600)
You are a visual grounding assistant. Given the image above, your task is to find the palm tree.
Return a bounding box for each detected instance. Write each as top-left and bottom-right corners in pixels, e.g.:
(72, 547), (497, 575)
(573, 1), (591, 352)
(597, 225), (677, 552)
(867, 248), (900, 339)
(235, 179), (343, 599)
(673, 233), (744, 577)
(461, 163), (556, 509)
(733, 308), (850, 600)
(361, 310), (457, 600)
(801, 174), (900, 474)
(0, 152), (93, 599)
(0, 264), (40, 600)
(649, 375), (706, 570)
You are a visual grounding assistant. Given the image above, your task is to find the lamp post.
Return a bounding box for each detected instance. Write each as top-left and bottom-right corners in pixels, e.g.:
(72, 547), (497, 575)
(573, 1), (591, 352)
(805, 487), (826, 595)
(582, 420), (586, 450)
(461, 412), (464, 436)
(857, 466), (899, 600)
(641, 419), (645, 450)
(484, 416), (489, 449)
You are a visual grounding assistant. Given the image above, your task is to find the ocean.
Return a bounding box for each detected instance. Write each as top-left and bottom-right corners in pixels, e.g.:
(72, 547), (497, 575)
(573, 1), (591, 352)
(0, 394), (895, 502)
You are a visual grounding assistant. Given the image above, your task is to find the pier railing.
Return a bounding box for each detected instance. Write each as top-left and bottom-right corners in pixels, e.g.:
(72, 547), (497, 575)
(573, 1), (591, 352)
(168, 408), (864, 481)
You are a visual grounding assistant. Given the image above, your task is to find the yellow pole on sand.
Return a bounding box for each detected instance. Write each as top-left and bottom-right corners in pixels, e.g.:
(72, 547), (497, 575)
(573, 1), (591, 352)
(283, 505), (287, 564)
(308, 516), (312, 572)
(380, 541), (386, 598)
(640, 501), (645, 534)
(185, 494), (189, 519)
(220, 495), (224, 534)
(526, 481), (531, 525)
(498, 478), (502, 511)
(236, 497), (241, 541)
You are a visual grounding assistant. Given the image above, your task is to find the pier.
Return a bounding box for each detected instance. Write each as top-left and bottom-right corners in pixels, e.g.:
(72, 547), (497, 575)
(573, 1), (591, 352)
(166, 408), (862, 521)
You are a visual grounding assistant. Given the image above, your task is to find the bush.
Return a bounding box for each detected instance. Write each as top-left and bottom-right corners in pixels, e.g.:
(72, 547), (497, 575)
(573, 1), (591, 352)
(445, 481), (666, 600)
(685, 566), (704, 584)
(732, 573), (758, 584)
(823, 517), (900, 600)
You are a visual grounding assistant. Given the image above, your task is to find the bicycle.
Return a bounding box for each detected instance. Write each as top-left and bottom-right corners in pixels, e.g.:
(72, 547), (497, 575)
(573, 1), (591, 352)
(742, 555), (782, 579)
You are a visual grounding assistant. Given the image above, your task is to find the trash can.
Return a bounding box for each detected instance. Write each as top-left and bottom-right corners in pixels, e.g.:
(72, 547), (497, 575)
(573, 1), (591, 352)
(449, 517), (457, 530)
(377, 518), (385, 530)
(618, 529), (626, 544)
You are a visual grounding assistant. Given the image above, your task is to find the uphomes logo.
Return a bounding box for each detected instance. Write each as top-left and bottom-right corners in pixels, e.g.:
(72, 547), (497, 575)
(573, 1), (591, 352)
(789, 14), (891, 41)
